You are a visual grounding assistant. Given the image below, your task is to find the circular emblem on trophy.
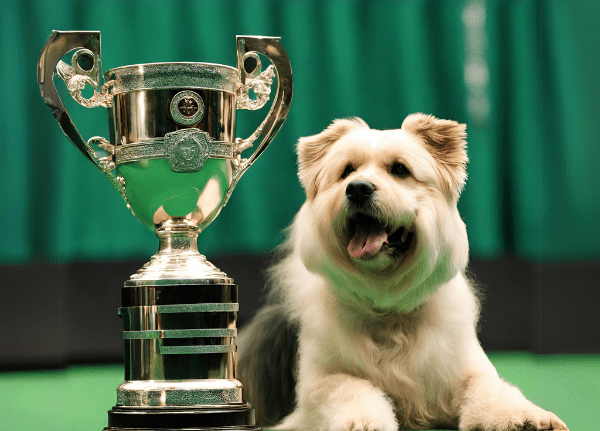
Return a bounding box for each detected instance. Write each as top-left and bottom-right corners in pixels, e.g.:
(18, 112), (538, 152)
(170, 90), (204, 126)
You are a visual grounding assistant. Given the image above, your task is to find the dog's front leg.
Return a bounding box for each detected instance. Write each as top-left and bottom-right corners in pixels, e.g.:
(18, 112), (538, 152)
(278, 373), (398, 431)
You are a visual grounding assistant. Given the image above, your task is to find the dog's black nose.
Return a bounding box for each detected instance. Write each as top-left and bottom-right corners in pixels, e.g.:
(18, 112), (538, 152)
(346, 180), (375, 205)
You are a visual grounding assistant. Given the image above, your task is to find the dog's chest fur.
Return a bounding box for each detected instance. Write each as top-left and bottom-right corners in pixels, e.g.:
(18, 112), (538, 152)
(317, 293), (461, 427)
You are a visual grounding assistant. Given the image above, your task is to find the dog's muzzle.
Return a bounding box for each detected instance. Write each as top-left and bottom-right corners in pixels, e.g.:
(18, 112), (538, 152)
(343, 180), (414, 260)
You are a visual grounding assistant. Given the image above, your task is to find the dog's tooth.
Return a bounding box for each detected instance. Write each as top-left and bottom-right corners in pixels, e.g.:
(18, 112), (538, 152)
(400, 228), (410, 243)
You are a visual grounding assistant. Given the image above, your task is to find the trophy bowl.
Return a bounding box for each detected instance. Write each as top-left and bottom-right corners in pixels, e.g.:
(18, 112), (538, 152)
(38, 31), (292, 431)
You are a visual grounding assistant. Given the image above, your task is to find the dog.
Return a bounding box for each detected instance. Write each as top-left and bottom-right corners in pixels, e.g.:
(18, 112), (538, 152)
(237, 114), (569, 431)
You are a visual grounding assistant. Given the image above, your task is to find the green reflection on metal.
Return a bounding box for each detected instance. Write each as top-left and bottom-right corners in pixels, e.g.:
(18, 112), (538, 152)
(117, 157), (231, 231)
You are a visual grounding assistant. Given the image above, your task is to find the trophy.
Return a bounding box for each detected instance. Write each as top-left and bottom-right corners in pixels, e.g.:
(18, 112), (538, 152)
(38, 31), (292, 431)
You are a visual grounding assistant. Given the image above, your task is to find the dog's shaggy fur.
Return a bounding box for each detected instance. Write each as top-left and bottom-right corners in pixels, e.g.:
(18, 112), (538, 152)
(237, 114), (568, 431)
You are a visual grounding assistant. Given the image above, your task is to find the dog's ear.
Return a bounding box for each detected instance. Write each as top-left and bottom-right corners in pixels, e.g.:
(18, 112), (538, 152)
(297, 118), (368, 199)
(401, 113), (468, 199)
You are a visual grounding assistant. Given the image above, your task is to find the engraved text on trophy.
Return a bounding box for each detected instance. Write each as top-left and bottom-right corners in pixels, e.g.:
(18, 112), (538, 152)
(178, 97), (199, 117)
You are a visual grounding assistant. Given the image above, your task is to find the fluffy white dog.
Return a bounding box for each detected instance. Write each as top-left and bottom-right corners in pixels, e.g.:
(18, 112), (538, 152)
(237, 114), (568, 431)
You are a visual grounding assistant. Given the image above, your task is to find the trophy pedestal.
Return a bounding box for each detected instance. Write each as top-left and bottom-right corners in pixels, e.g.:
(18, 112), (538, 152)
(104, 231), (260, 431)
(103, 276), (261, 431)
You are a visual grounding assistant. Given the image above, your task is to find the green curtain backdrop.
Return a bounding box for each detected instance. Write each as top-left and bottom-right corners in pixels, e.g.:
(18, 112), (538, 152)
(1, 0), (599, 265)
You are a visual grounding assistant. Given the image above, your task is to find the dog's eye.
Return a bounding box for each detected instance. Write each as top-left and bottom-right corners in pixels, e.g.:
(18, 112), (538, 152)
(391, 162), (410, 178)
(341, 164), (355, 179)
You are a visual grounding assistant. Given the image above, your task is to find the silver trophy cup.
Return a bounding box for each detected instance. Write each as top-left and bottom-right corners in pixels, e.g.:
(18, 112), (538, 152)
(38, 31), (292, 431)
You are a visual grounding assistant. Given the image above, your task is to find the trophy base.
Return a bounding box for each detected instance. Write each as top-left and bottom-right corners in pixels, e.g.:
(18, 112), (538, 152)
(104, 404), (260, 431)
(107, 225), (261, 431)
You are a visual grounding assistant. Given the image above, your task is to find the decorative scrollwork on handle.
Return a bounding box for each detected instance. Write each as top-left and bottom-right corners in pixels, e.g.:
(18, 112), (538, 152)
(236, 65), (275, 111)
(86, 136), (132, 212)
(87, 136), (115, 170)
(233, 127), (261, 162)
(234, 65), (276, 158)
(56, 49), (114, 108)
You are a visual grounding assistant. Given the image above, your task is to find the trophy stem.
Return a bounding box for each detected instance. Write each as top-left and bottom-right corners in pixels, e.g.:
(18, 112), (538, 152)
(129, 219), (232, 283)
(157, 224), (201, 255)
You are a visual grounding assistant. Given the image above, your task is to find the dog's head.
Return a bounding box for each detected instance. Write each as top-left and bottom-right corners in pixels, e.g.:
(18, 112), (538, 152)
(293, 114), (470, 312)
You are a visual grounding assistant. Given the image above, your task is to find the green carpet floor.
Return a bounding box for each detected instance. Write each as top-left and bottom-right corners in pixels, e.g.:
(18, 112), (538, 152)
(1, 352), (596, 430)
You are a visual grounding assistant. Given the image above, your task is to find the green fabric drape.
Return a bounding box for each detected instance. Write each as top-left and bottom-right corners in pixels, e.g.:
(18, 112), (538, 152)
(1, 0), (598, 264)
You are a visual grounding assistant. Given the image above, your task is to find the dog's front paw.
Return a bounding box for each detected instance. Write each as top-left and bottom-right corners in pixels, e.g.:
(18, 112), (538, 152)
(321, 387), (398, 431)
(459, 401), (569, 431)
(323, 402), (398, 431)
(460, 376), (569, 431)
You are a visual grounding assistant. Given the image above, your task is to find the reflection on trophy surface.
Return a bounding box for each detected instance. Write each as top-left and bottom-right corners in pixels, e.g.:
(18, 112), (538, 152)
(38, 30), (292, 431)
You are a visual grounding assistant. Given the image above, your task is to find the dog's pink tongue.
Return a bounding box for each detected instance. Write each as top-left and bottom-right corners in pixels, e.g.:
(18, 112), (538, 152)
(348, 225), (388, 259)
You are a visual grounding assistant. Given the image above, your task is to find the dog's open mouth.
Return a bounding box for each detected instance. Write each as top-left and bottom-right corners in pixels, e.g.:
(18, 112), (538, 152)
(346, 213), (414, 259)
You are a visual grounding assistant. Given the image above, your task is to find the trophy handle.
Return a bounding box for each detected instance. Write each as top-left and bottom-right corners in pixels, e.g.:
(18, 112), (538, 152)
(37, 31), (130, 208)
(224, 36), (293, 205)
